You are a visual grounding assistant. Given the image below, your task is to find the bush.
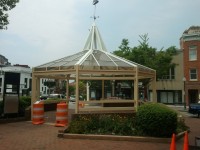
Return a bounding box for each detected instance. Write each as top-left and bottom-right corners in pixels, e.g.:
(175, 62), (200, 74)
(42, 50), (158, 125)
(65, 103), (188, 137)
(19, 96), (31, 115)
(176, 117), (189, 133)
(66, 113), (136, 136)
(135, 102), (178, 137)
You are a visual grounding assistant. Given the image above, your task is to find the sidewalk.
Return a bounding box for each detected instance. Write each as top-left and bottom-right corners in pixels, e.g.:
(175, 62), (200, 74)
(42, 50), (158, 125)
(0, 108), (199, 150)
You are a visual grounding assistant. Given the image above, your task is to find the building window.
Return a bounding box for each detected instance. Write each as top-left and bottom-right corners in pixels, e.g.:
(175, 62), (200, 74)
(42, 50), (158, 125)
(190, 68), (197, 80)
(0, 78), (2, 86)
(24, 78), (28, 88)
(161, 66), (175, 80)
(170, 66), (175, 79)
(29, 79), (32, 89)
(189, 46), (197, 61)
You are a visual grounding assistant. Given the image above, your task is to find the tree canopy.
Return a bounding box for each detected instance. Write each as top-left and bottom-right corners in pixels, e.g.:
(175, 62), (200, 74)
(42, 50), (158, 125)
(0, 0), (19, 30)
(113, 34), (177, 81)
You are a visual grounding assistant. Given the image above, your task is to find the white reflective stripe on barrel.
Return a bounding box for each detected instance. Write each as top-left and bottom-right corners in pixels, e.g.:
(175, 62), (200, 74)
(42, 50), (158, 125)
(56, 116), (67, 120)
(32, 115), (44, 118)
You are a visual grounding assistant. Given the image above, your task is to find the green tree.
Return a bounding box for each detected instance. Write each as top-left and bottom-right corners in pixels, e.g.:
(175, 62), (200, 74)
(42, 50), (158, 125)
(113, 34), (177, 80)
(154, 46), (177, 79)
(43, 80), (56, 95)
(113, 34), (177, 99)
(113, 39), (132, 60)
(0, 0), (19, 29)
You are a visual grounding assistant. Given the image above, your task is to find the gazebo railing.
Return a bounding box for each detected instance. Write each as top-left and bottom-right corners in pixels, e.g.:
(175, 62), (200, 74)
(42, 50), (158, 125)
(77, 99), (144, 112)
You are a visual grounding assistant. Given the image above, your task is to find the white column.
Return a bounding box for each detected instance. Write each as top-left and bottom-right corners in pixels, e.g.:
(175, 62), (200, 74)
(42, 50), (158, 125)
(86, 82), (90, 101)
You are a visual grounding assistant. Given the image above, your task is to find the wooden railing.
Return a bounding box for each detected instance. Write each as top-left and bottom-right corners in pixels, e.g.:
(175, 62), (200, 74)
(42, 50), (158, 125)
(78, 99), (145, 112)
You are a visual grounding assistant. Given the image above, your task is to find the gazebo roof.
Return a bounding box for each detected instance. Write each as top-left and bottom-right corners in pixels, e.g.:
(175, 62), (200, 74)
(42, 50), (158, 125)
(31, 21), (157, 113)
(33, 22), (155, 76)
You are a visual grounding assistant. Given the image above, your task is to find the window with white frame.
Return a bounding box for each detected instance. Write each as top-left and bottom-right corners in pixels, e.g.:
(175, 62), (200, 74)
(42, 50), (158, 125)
(0, 78), (2, 86)
(24, 78), (28, 88)
(189, 46), (197, 61)
(170, 66), (175, 79)
(190, 68), (197, 80)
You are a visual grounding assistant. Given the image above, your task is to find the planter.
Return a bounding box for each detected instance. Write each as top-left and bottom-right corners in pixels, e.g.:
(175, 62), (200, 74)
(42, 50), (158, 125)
(57, 130), (187, 143)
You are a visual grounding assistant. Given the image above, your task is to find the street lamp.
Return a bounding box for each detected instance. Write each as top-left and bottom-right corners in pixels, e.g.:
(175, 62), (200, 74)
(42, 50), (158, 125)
(182, 77), (186, 110)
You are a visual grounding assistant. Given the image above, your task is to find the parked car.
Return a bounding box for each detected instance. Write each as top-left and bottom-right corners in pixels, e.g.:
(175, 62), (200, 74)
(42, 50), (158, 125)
(48, 94), (65, 99)
(40, 95), (48, 100)
(69, 95), (83, 102)
(188, 103), (200, 117)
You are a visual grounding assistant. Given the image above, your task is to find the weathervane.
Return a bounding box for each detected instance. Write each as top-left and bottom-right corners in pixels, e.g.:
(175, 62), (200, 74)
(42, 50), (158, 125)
(92, 0), (99, 21)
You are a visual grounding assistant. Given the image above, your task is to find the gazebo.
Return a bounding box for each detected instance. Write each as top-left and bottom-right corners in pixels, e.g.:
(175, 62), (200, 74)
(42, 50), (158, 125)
(31, 22), (156, 114)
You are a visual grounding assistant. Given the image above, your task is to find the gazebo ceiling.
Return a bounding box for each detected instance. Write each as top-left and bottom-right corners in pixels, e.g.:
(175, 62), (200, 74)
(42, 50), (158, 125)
(33, 22), (155, 79)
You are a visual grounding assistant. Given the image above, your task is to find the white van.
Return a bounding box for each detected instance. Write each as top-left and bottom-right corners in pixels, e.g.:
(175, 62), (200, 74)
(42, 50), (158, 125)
(48, 94), (65, 99)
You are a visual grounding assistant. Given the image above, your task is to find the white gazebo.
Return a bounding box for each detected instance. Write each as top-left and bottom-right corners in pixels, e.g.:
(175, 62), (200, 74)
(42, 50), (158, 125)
(31, 22), (156, 114)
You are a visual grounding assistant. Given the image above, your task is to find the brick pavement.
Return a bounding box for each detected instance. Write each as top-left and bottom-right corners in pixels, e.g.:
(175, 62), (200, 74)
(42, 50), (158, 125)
(0, 108), (199, 150)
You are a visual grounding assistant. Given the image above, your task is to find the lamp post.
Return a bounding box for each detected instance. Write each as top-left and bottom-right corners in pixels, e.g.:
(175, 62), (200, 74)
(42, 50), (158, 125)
(182, 77), (186, 110)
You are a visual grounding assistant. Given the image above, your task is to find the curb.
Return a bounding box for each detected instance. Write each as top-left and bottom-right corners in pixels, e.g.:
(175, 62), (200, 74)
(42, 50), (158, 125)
(57, 130), (187, 143)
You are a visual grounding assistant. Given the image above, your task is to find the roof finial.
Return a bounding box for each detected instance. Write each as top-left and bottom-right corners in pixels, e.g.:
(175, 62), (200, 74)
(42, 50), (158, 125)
(92, 0), (99, 21)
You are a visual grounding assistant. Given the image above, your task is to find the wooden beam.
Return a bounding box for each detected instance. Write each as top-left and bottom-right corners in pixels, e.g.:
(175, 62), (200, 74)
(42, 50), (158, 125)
(134, 67), (139, 112)
(31, 73), (37, 119)
(152, 76), (157, 102)
(79, 76), (135, 80)
(79, 107), (135, 112)
(75, 65), (79, 114)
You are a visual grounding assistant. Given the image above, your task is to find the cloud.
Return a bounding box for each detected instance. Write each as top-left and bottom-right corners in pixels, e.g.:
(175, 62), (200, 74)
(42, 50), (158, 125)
(1, 0), (200, 67)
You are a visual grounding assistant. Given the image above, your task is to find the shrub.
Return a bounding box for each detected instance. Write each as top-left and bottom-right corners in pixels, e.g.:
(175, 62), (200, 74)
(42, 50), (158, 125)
(176, 117), (189, 133)
(66, 113), (136, 136)
(135, 102), (177, 137)
(19, 96), (31, 115)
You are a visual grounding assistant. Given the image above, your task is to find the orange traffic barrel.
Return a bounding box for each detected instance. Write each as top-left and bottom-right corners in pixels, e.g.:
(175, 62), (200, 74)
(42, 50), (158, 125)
(32, 102), (44, 125)
(55, 102), (68, 127)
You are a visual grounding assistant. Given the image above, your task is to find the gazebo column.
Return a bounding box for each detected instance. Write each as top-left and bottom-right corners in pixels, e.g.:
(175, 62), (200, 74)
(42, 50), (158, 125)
(31, 75), (40, 118)
(36, 78), (40, 99)
(66, 77), (69, 101)
(75, 65), (79, 114)
(112, 80), (115, 97)
(152, 76), (157, 102)
(86, 82), (90, 101)
(134, 67), (139, 112)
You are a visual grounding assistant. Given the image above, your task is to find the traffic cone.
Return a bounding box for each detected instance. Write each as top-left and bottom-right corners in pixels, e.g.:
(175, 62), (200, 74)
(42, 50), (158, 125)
(183, 131), (189, 150)
(170, 133), (176, 150)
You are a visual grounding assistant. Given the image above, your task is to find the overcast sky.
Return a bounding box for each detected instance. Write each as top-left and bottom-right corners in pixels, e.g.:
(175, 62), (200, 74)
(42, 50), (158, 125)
(1, 0), (200, 67)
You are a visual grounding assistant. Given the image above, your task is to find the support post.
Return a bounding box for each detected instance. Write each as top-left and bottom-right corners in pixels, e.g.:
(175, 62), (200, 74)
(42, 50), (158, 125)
(86, 82), (90, 101)
(152, 75), (157, 102)
(66, 77), (69, 101)
(75, 65), (79, 114)
(134, 67), (138, 112)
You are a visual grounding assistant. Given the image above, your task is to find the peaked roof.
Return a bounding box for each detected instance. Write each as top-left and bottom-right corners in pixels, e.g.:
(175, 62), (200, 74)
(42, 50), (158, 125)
(34, 22), (155, 74)
(83, 22), (107, 51)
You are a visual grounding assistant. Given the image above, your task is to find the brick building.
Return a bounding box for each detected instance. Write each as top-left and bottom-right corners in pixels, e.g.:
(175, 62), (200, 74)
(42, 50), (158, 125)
(180, 26), (200, 105)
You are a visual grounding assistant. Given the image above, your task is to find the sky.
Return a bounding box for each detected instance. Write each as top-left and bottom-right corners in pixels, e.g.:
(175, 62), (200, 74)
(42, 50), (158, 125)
(0, 0), (200, 68)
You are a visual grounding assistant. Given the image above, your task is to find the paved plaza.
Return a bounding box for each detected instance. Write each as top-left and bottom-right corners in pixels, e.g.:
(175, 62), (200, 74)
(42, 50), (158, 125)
(0, 106), (199, 150)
